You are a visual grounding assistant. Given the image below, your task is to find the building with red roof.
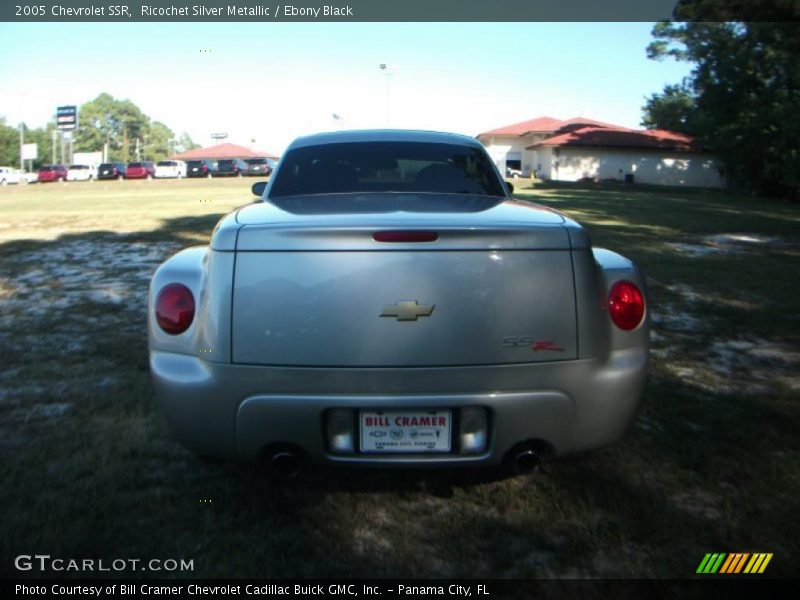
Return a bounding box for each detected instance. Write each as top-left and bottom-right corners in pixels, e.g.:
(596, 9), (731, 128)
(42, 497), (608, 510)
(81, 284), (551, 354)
(476, 117), (724, 188)
(170, 142), (278, 161)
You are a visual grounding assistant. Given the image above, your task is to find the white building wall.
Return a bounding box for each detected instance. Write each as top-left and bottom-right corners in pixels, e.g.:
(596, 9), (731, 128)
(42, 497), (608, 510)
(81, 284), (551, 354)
(479, 135), (539, 176)
(544, 147), (724, 188)
(535, 147), (555, 180)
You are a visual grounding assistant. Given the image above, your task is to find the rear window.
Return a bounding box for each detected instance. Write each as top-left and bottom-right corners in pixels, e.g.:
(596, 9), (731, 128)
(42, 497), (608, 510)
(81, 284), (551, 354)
(269, 142), (505, 198)
(99, 163), (114, 169)
(187, 161), (203, 167)
(246, 158), (267, 165)
(157, 161), (177, 167)
(218, 160), (235, 168)
(128, 162), (143, 168)
(69, 165), (88, 170)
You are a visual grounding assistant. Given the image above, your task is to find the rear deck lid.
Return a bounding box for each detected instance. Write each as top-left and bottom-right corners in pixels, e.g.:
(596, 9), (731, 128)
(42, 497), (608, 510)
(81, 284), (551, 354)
(234, 195), (570, 251)
(231, 198), (576, 367)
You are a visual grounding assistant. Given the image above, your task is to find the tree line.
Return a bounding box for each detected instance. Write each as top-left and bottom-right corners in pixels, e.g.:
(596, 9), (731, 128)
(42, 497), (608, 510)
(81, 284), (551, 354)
(0, 93), (200, 168)
(641, 1), (799, 199)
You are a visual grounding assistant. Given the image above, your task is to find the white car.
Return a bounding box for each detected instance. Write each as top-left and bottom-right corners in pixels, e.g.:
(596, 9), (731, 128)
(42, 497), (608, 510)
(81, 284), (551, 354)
(155, 160), (186, 179)
(66, 164), (97, 182)
(0, 167), (24, 185)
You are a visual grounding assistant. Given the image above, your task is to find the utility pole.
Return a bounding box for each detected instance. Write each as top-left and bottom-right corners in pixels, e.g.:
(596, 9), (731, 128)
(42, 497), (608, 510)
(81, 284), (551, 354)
(379, 63), (398, 127)
(19, 123), (24, 170)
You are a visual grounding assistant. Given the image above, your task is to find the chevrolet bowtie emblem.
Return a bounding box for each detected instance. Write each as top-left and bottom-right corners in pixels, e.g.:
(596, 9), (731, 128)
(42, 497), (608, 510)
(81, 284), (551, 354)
(380, 300), (435, 321)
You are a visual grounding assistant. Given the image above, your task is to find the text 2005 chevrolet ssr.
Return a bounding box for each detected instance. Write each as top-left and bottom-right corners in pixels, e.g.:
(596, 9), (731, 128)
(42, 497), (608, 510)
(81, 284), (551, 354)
(148, 130), (649, 475)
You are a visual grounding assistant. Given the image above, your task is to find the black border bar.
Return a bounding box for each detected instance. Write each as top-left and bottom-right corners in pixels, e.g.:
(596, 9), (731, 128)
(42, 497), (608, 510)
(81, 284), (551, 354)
(5, 578), (796, 600)
(5, 1), (680, 23)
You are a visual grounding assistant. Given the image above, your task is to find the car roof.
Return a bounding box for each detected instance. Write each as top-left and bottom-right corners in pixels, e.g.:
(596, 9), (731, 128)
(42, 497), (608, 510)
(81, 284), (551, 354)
(287, 129), (484, 150)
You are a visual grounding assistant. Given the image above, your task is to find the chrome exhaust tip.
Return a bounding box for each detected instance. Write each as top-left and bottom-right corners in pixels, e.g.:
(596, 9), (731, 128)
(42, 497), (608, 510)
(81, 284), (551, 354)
(511, 448), (540, 475)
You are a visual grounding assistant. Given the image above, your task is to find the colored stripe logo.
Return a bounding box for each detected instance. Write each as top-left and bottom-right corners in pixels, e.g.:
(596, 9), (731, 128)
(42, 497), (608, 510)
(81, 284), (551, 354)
(697, 553), (773, 574)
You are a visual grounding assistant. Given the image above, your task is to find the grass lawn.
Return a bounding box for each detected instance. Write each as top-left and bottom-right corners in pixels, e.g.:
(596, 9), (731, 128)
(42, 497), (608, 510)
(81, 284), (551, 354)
(0, 179), (798, 579)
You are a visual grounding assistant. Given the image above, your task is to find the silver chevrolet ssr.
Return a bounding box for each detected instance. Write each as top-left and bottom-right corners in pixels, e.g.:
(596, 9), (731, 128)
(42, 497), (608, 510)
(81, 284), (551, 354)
(148, 130), (649, 476)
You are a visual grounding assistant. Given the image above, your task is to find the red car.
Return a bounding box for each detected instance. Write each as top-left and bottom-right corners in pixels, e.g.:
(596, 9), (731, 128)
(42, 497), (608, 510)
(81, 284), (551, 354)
(37, 165), (68, 183)
(125, 161), (156, 179)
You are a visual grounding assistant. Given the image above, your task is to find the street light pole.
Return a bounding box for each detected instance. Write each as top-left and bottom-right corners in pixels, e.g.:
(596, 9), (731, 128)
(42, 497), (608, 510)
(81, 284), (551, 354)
(19, 123), (24, 170)
(379, 63), (398, 127)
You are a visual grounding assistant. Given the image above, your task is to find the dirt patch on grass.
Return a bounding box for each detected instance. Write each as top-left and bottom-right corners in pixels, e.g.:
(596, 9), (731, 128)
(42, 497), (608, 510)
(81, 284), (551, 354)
(649, 281), (798, 396)
(665, 233), (796, 256)
(0, 236), (181, 416)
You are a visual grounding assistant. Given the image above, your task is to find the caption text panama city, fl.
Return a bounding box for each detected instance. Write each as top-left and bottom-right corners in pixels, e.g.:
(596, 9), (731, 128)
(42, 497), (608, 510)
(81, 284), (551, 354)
(14, 4), (355, 19)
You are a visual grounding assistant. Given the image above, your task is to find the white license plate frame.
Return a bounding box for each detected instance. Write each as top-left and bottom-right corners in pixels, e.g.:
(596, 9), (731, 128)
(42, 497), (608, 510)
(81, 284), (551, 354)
(359, 409), (451, 453)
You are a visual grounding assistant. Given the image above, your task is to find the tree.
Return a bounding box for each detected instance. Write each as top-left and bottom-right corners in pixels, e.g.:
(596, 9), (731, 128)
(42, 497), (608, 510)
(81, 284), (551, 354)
(643, 12), (800, 198)
(74, 93), (150, 162)
(0, 116), (20, 166)
(26, 123), (57, 167)
(145, 121), (175, 162)
(174, 132), (200, 154)
(641, 83), (696, 134)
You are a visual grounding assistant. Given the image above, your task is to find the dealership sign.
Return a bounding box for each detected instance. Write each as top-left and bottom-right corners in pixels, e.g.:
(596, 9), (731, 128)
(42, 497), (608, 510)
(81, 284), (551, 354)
(22, 143), (37, 160)
(56, 105), (77, 131)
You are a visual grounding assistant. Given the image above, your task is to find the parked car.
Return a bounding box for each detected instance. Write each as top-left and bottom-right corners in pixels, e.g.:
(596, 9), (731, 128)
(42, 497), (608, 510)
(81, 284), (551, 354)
(155, 160), (186, 179)
(243, 157), (277, 177)
(37, 164), (68, 183)
(505, 167), (523, 178)
(23, 171), (38, 184)
(125, 161), (156, 179)
(149, 129), (649, 477)
(214, 158), (248, 177)
(186, 159), (217, 178)
(0, 166), (24, 185)
(66, 164), (97, 182)
(97, 162), (127, 180)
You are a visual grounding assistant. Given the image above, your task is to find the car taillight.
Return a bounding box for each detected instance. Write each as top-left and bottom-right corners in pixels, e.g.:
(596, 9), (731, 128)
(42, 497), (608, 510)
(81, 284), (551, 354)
(201, 165), (207, 172)
(608, 280), (645, 331)
(155, 284), (195, 335)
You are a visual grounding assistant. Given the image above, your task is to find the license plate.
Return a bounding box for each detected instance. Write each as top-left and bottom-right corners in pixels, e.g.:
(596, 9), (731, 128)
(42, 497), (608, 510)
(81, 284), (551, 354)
(360, 410), (451, 453)
(102, 170), (109, 175)
(192, 167), (198, 172)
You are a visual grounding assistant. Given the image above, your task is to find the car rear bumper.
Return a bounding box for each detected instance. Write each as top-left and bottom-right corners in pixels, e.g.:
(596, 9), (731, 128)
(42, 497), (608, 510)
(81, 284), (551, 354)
(150, 347), (648, 466)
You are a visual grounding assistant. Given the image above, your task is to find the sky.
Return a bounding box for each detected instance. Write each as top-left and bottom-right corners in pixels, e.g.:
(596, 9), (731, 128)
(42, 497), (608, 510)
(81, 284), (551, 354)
(0, 22), (692, 155)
